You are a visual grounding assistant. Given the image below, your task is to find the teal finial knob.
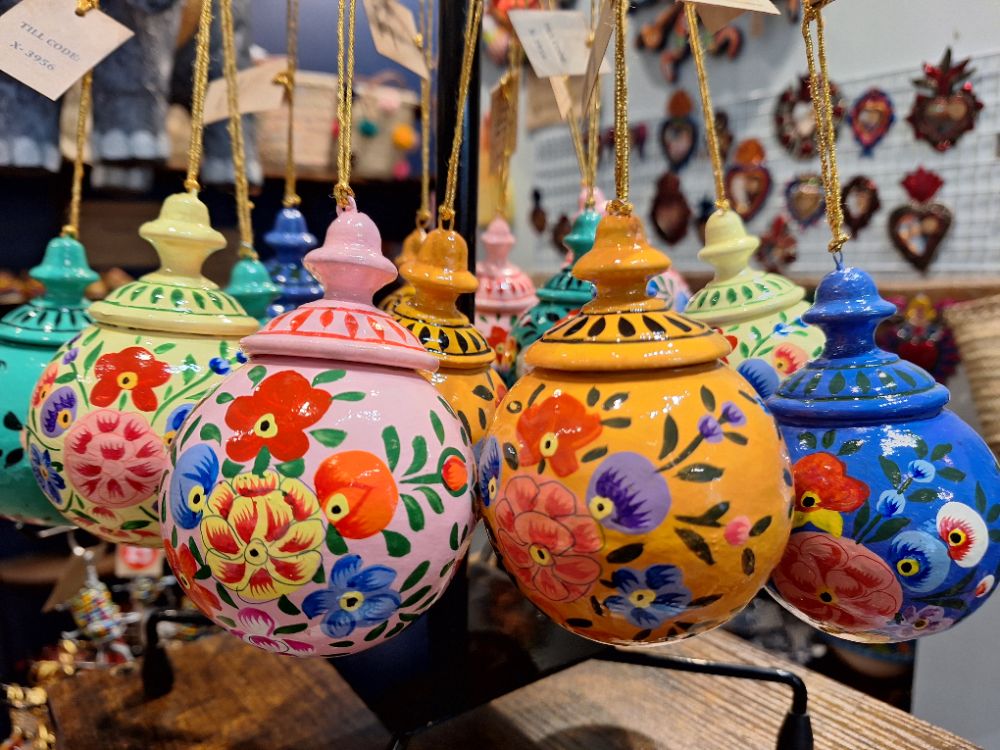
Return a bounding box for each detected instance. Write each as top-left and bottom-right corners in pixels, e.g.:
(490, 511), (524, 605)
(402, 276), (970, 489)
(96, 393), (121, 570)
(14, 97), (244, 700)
(226, 255), (281, 325)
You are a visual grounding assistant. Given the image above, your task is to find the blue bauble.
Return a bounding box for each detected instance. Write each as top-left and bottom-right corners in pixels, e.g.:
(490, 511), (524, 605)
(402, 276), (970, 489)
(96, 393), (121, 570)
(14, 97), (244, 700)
(767, 266), (1000, 643)
(264, 207), (322, 318)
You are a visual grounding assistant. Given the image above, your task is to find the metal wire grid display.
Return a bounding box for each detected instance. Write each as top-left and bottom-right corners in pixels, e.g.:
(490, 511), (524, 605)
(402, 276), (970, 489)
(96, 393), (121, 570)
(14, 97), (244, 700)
(526, 50), (1000, 277)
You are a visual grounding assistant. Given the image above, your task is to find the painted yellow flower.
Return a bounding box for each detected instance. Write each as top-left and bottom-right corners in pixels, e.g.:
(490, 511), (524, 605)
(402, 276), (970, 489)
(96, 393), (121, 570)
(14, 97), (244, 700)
(201, 471), (324, 602)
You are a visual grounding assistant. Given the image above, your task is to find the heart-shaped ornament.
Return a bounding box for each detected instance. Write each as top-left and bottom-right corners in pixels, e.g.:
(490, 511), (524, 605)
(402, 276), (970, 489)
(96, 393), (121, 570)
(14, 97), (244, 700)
(841, 176), (881, 236)
(659, 117), (697, 171)
(724, 165), (771, 222)
(907, 48), (983, 152)
(849, 88), (895, 155)
(785, 174), (826, 227)
(888, 204), (952, 271)
(649, 172), (691, 245)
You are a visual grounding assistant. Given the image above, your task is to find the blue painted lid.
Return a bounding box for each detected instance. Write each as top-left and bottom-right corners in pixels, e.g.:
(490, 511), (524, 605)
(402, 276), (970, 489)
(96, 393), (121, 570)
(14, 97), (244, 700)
(264, 207), (318, 261)
(768, 265), (949, 426)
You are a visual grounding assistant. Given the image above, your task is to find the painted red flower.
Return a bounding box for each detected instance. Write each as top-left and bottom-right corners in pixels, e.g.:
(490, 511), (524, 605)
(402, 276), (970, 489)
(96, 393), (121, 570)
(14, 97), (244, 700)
(792, 452), (868, 537)
(33, 362), (59, 407)
(714, 328), (739, 364)
(314, 451), (398, 538)
(164, 539), (221, 613)
(773, 343), (808, 375)
(494, 476), (602, 602)
(225, 370), (332, 462)
(441, 452), (468, 495)
(90, 346), (170, 412)
(771, 532), (902, 632)
(516, 393), (602, 477)
(486, 325), (508, 351)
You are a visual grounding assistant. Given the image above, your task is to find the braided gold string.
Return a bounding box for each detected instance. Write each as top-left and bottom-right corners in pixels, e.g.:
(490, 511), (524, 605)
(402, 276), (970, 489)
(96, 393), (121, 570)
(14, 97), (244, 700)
(438, 0), (484, 228)
(277, 0), (300, 208)
(496, 40), (522, 219)
(684, 3), (729, 212)
(607, 0), (630, 216)
(221, 0), (256, 259)
(416, 0), (434, 227)
(802, 4), (848, 257)
(584, 0), (600, 206)
(334, 0), (358, 207)
(184, 0), (215, 193)
(63, 0), (101, 237)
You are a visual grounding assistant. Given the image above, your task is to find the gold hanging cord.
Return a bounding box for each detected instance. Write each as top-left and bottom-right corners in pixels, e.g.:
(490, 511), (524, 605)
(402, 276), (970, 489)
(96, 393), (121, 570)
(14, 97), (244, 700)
(334, 0), (359, 207)
(62, 0), (100, 239)
(496, 41), (522, 219)
(415, 0), (434, 228)
(275, 0), (301, 208)
(607, 0), (630, 216)
(220, 0), (256, 259)
(184, 0), (215, 193)
(802, 1), (849, 259)
(683, 3), (729, 212)
(437, 0), (485, 229)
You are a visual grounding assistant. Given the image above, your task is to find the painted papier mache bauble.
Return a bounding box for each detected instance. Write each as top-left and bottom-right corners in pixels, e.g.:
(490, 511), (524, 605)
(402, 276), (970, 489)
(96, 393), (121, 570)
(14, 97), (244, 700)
(0, 236), (97, 525)
(392, 228), (502, 447)
(25, 192), (259, 546)
(264, 207), (321, 318)
(767, 266), (1000, 642)
(685, 210), (825, 399)
(159, 201), (475, 657)
(480, 211), (794, 645)
(512, 207), (600, 379)
(226, 255), (280, 325)
(475, 216), (538, 384)
(377, 225), (423, 314)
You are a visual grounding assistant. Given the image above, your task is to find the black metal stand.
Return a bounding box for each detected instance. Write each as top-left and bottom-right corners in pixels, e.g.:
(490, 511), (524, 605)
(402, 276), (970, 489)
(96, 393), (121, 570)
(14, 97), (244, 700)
(140, 608), (213, 699)
(385, 647), (813, 750)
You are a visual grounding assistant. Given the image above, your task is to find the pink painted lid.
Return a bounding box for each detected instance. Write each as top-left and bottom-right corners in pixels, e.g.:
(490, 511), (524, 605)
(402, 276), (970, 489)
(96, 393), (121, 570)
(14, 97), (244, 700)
(475, 216), (538, 314)
(242, 200), (439, 371)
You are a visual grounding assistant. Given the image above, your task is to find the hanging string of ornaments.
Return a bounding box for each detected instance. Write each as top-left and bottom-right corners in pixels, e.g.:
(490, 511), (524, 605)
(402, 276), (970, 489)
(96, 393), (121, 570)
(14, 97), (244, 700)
(479, 0), (793, 645)
(766, 0), (1000, 642)
(25, 0), (259, 547)
(157, 0), (476, 656)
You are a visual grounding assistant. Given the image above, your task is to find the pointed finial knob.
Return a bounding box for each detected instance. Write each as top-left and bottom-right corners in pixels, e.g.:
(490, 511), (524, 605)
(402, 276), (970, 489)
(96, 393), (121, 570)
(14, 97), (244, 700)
(398, 226), (426, 271)
(804, 265), (896, 359)
(139, 192), (226, 280)
(480, 216), (515, 270)
(264, 207), (317, 262)
(399, 228), (478, 323)
(699, 209), (760, 283)
(303, 199), (397, 306)
(562, 207), (603, 266)
(31, 235), (99, 306)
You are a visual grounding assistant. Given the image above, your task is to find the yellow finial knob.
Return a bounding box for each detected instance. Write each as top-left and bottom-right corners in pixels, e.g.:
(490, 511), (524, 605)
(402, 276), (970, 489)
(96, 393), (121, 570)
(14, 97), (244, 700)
(699, 209), (759, 284)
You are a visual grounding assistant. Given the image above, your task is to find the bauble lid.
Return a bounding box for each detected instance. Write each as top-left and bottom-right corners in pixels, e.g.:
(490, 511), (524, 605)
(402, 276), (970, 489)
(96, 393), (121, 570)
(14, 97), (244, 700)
(526, 212), (729, 372)
(264, 206), (318, 261)
(536, 207), (600, 307)
(90, 192), (259, 336)
(685, 210), (806, 325)
(225, 256), (279, 323)
(769, 265), (949, 425)
(475, 215), (538, 314)
(393, 227), (494, 370)
(0, 235), (98, 347)
(243, 200), (438, 372)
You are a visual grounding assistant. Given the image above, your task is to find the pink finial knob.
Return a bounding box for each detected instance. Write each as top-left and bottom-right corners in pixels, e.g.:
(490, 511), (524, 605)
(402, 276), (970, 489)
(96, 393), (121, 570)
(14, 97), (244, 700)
(576, 186), (608, 218)
(480, 215), (515, 274)
(303, 198), (397, 306)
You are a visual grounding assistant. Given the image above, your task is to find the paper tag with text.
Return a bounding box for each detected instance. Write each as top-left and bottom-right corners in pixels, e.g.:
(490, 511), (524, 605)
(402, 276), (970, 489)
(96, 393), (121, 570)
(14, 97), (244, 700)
(508, 10), (591, 78)
(115, 544), (164, 579)
(581, 0), (613, 123)
(203, 57), (289, 125)
(686, 0), (780, 34)
(489, 76), (518, 172)
(0, 0), (133, 100)
(363, 0), (429, 80)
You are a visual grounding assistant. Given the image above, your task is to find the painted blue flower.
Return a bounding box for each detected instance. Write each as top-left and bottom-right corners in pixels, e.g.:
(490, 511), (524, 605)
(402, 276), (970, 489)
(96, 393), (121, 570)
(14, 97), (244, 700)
(586, 452), (670, 534)
(62, 347), (79, 365)
(163, 403), (195, 447)
(772, 322), (792, 337)
(40, 386), (77, 438)
(737, 358), (780, 399)
(30, 445), (65, 506)
(303, 554), (401, 638)
(235, 350), (248, 364)
(209, 357), (232, 375)
(478, 436), (502, 507)
(169, 444), (218, 529)
(603, 565), (691, 629)
(876, 490), (906, 517)
(889, 530), (950, 593)
(908, 460), (935, 483)
(698, 415), (723, 443)
(719, 401), (746, 427)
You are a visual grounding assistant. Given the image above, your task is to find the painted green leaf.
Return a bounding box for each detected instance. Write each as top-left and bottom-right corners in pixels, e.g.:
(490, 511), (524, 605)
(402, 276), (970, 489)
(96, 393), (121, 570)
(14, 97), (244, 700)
(852, 501), (871, 538)
(675, 502), (729, 527)
(674, 528), (715, 565)
(382, 426), (401, 470)
(199, 423), (222, 444)
(312, 369), (347, 386)
(311, 429), (347, 448)
(856, 372), (872, 393)
(193, 291), (206, 309)
(527, 383), (546, 407)
(312, 565), (326, 584)
(384, 622), (407, 639)
(738, 341), (750, 358)
(601, 417), (631, 429)
(328, 640), (354, 648)
(749, 516), (772, 537)
(150, 286), (164, 303)
(700, 385), (716, 412)
(120, 519), (150, 530)
(188, 538), (204, 566)
(879, 456), (902, 487)
(247, 365), (267, 387)
(822, 430), (836, 449)
(828, 372), (846, 394)
(405, 436), (428, 474)
(472, 384), (494, 402)
(502, 442), (519, 470)
(798, 431), (817, 450)
(726, 287), (738, 304)
(252, 446), (271, 476)
(401, 494), (425, 532)
(603, 392), (629, 410)
(55, 372), (76, 384)
(83, 340), (104, 373)
(724, 432), (748, 445)
(976, 483), (988, 514)
(401, 585), (432, 609)
(867, 517), (911, 543)
(415, 486), (444, 514)
(171, 288), (185, 308)
(383, 530), (411, 557)
(274, 623), (308, 635)
(907, 488), (939, 503)
(216, 583), (236, 608)
(449, 522), (459, 551)
(586, 386), (600, 407)
(278, 595), (300, 615)
(931, 443), (953, 461)
(171, 526), (178, 549)
(194, 566), (212, 580)
(676, 464), (724, 482)
(895, 367), (917, 387)
(216, 391), (235, 404)
(363, 621), (389, 642)
(401, 561), (430, 592)
(914, 437), (929, 459)
(606, 543), (643, 563)
(991, 529), (1000, 543)
(582, 446), (608, 462)
(326, 525), (348, 555)
(804, 373), (823, 396)
(938, 467), (966, 483)
(742, 548), (756, 575)
(276, 458), (306, 478)
(333, 391), (366, 402)
(222, 459), (244, 478)
(430, 411), (445, 444)
(838, 439), (864, 456)
(660, 414), (678, 460)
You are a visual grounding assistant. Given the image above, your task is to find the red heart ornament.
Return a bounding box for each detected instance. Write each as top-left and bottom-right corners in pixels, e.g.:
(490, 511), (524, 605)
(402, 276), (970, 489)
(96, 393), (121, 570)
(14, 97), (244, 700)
(724, 164), (772, 222)
(849, 88), (895, 155)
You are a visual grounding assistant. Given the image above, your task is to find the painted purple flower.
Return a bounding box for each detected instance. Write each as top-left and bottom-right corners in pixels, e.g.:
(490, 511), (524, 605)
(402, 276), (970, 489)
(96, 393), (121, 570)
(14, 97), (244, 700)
(41, 386), (77, 438)
(697, 415), (723, 443)
(895, 605), (954, 639)
(62, 348), (79, 365)
(586, 452), (670, 534)
(719, 401), (745, 427)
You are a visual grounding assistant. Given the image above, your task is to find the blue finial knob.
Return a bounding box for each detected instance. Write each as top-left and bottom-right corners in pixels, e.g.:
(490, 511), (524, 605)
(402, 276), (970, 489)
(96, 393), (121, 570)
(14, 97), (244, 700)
(263, 207), (322, 317)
